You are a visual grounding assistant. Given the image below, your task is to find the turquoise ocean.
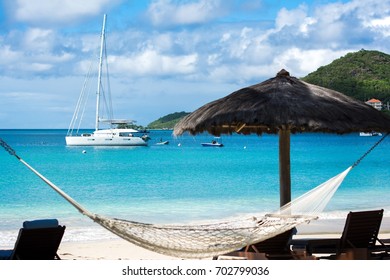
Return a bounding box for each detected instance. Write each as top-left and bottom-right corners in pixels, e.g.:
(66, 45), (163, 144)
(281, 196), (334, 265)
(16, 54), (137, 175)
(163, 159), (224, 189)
(0, 129), (389, 246)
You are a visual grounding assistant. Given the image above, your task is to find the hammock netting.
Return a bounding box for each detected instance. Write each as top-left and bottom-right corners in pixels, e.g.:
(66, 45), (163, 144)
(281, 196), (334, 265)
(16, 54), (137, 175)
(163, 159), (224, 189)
(92, 214), (311, 258)
(1, 135), (386, 258)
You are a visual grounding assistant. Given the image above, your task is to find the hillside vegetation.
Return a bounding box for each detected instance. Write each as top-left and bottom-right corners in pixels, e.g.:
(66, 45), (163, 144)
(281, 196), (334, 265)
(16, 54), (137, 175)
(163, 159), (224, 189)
(147, 111), (190, 129)
(302, 49), (390, 103)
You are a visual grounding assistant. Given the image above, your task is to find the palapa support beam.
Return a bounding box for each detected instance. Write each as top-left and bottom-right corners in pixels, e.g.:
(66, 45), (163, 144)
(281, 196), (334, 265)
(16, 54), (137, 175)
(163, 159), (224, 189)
(279, 127), (291, 207)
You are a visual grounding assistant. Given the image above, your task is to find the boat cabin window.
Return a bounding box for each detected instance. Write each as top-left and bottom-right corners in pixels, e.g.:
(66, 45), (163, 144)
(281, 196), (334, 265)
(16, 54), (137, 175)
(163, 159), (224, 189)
(119, 132), (133, 137)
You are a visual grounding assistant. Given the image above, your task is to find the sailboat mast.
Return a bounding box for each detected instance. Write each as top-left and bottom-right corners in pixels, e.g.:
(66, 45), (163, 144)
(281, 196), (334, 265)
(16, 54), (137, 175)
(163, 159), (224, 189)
(95, 14), (106, 131)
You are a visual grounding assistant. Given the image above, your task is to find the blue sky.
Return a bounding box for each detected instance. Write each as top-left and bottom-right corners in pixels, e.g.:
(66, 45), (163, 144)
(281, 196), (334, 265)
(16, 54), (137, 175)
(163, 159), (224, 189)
(0, 0), (389, 128)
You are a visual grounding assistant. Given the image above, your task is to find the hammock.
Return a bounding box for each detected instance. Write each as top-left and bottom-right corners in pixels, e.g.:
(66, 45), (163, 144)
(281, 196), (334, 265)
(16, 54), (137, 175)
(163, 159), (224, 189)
(0, 135), (387, 258)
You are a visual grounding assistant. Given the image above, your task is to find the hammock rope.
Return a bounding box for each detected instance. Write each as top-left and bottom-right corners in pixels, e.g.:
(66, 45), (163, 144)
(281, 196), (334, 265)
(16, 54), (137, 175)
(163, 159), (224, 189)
(352, 132), (389, 168)
(0, 134), (387, 258)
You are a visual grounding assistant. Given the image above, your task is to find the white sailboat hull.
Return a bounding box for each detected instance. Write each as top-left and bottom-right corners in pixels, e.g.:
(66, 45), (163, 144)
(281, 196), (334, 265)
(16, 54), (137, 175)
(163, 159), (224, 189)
(66, 135), (148, 146)
(66, 129), (148, 146)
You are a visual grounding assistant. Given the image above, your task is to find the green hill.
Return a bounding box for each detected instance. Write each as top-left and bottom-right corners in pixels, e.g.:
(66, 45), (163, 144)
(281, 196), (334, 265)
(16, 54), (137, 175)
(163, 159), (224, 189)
(147, 111), (190, 129)
(302, 49), (390, 103)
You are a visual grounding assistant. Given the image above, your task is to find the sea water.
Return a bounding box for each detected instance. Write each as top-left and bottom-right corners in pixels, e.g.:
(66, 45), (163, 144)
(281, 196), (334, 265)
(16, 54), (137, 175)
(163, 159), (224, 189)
(0, 129), (389, 245)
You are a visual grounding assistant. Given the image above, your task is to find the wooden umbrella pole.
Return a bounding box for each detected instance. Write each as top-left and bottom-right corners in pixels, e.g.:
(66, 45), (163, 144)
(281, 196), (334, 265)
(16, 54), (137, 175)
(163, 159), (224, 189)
(279, 127), (291, 207)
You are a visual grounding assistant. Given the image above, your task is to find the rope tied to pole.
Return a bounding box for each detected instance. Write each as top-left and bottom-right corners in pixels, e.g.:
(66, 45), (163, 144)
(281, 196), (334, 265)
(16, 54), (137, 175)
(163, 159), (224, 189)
(352, 132), (389, 168)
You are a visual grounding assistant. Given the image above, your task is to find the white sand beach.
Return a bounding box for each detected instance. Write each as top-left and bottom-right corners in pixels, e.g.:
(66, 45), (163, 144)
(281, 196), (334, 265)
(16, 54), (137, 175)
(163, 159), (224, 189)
(58, 239), (180, 260)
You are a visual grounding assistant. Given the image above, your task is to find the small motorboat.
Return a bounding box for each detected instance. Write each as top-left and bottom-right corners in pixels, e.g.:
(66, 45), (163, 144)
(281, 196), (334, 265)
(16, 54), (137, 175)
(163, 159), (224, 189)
(201, 138), (224, 147)
(155, 139), (169, 145)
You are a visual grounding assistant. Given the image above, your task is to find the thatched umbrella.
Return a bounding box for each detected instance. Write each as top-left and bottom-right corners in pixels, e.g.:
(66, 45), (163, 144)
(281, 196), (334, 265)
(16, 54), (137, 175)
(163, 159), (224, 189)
(173, 69), (390, 207)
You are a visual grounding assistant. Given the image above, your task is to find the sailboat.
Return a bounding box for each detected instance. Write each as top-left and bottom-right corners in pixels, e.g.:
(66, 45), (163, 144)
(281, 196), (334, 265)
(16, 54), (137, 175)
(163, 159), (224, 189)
(65, 15), (149, 146)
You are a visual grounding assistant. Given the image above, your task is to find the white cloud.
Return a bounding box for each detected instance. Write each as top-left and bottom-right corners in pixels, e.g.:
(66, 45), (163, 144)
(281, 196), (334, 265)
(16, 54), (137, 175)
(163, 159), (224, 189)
(0, 45), (21, 64)
(365, 16), (390, 36)
(214, 27), (270, 63)
(220, 27), (254, 59)
(220, 33), (231, 42)
(153, 33), (175, 52)
(147, 0), (225, 26)
(107, 50), (198, 76)
(0, 28), (74, 77)
(273, 48), (353, 77)
(299, 17), (317, 35)
(3, 91), (51, 101)
(369, 16), (390, 28)
(275, 5), (308, 31)
(208, 64), (276, 84)
(0, 45), (56, 75)
(23, 28), (54, 51)
(9, 0), (120, 24)
(24, 63), (53, 72)
(308, 0), (390, 46)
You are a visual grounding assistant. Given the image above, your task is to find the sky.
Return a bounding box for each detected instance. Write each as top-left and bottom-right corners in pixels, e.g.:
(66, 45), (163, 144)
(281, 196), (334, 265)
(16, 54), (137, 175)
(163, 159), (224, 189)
(1, 0), (390, 129)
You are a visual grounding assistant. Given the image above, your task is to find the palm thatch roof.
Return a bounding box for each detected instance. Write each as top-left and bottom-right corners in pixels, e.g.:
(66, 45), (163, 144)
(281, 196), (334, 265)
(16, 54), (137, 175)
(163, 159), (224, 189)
(174, 69), (390, 136)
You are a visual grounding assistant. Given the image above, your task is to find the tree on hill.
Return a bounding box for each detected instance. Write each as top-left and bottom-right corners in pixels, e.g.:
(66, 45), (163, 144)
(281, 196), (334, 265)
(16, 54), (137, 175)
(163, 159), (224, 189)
(302, 49), (390, 104)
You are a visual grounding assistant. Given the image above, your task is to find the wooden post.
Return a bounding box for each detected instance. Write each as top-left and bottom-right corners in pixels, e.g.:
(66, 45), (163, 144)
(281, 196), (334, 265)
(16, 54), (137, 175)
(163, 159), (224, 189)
(279, 128), (291, 207)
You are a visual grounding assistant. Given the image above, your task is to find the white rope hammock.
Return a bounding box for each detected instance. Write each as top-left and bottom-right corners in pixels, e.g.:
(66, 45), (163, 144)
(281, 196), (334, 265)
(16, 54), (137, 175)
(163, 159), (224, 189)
(0, 135), (387, 258)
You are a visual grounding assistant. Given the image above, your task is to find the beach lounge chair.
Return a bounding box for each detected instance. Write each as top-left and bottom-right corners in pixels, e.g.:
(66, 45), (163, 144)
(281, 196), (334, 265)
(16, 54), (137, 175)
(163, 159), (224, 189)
(293, 209), (385, 259)
(214, 228), (299, 260)
(0, 219), (65, 260)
